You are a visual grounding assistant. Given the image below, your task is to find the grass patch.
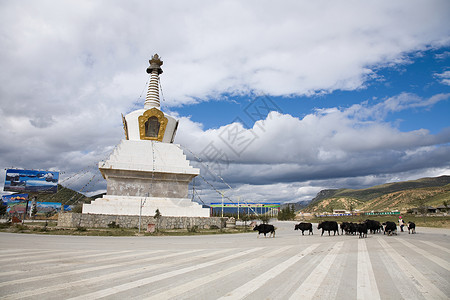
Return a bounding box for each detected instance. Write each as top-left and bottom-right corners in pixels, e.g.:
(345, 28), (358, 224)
(0, 222), (11, 229)
(0, 224), (253, 236)
(12, 224), (29, 233)
(144, 226), (251, 236)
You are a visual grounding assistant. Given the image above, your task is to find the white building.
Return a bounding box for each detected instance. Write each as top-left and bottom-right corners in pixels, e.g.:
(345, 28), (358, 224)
(83, 54), (209, 217)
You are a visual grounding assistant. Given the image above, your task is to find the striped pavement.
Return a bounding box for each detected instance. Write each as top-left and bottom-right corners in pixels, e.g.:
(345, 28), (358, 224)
(0, 223), (449, 300)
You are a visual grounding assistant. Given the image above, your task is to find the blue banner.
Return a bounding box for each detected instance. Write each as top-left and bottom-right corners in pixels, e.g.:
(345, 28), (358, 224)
(4, 169), (59, 193)
(1, 193), (29, 203)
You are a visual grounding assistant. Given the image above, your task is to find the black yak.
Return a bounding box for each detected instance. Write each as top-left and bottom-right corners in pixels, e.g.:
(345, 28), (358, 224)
(408, 222), (416, 234)
(253, 224), (275, 238)
(294, 222), (313, 235)
(383, 221), (397, 236)
(317, 221), (339, 236)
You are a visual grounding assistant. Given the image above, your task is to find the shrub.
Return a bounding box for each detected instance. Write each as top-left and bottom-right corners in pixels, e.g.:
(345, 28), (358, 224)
(13, 224), (28, 232)
(72, 203), (83, 213)
(0, 222), (11, 229)
(76, 226), (87, 232)
(108, 221), (120, 228)
(188, 225), (198, 233)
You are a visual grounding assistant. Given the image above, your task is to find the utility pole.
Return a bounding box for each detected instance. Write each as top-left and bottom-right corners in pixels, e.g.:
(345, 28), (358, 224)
(139, 198), (143, 233)
(237, 197), (240, 220)
(139, 193), (149, 233)
(221, 191), (224, 218)
(191, 178), (195, 202)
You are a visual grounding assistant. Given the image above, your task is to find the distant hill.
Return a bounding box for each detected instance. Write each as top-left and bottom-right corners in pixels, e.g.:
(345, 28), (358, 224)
(24, 184), (91, 205)
(282, 201), (310, 211)
(302, 175), (450, 213)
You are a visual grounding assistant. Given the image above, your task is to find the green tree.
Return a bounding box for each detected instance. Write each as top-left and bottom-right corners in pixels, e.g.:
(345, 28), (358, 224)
(0, 202), (7, 217)
(290, 204), (296, 220)
(31, 205), (37, 219)
(259, 214), (270, 224)
(278, 205), (296, 221)
(241, 214), (250, 229)
(44, 209), (56, 227)
(417, 198), (427, 223)
(277, 207), (286, 220)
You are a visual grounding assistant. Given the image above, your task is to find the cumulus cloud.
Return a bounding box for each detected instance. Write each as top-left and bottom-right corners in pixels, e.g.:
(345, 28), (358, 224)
(1, 1), (449, 202)
(1, 1), (450, 108)
(174, 93), (450, 203)
(177, 93), (450, 162)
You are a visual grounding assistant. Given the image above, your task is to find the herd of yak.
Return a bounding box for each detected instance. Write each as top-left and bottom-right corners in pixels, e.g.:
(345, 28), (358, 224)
(253, 219), (416, 238)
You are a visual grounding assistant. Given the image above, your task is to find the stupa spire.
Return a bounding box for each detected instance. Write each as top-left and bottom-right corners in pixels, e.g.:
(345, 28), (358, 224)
(145, 54), (163, 109)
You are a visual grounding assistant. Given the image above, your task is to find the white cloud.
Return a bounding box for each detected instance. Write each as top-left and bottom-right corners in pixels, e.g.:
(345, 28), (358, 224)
(1, 1), (449, 202)
(435, 51), (450, 60)
(434, 70), (450, 86)
(177, 93), (450, 164)
(1, 1), (450, 108)
(173, 93), (450, 203)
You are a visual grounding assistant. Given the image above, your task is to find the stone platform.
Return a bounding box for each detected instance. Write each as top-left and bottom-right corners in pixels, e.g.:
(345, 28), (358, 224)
(58, 212), (223, 229)
(82, 195), (209, 217)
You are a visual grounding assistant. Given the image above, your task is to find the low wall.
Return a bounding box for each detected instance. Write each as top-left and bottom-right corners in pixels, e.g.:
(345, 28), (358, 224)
(58, 213), (227, 230)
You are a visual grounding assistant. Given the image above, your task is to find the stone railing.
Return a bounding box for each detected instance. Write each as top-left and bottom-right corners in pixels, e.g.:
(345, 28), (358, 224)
(58, 212), (227, 230)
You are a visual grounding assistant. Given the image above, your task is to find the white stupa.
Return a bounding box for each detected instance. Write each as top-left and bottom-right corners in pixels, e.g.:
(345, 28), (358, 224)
(83, 54), (209, 217)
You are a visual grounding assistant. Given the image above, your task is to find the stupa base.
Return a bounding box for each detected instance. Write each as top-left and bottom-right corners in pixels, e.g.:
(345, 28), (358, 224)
(82, 195), (210, 217)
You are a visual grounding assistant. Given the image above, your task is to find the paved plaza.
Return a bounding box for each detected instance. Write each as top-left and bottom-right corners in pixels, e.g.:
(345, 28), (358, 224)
(0, 221), (449, 299)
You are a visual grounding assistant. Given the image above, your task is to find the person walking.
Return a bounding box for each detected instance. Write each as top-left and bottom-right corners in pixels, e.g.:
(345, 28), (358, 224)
(398, 216), (405, 232)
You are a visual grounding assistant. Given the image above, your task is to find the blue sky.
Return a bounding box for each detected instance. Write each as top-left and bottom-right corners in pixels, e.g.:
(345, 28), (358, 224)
(168, 45), (450, 203)
(174, 48), (450, 134)
(0, 1), (449, 204)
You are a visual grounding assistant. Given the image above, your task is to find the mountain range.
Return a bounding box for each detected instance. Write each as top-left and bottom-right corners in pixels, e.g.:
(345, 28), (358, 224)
(301, 175), (450, 213)
(16, 176), (450, 214)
